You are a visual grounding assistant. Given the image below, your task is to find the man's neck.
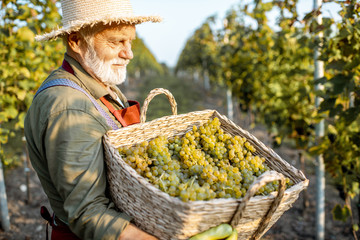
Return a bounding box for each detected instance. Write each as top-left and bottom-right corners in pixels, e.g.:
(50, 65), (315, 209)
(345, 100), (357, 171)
(105, 85), (118, 100)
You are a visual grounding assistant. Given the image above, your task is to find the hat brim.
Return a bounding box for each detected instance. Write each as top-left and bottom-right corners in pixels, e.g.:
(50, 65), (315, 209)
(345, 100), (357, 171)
(35, 15), (162, 41)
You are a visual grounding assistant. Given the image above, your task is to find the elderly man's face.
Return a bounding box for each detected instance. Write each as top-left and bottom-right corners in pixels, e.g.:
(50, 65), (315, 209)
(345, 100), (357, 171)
(83, 24), (136, 86)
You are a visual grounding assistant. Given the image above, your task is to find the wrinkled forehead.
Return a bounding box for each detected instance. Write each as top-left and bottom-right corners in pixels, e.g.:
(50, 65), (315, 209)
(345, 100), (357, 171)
(77, 22), (136, 42)
(95, 23), (136, 39)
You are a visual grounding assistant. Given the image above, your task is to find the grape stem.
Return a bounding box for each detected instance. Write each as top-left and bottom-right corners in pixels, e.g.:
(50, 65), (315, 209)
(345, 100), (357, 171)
(154, 172), (165, 184)
(189, 176), (197, 189)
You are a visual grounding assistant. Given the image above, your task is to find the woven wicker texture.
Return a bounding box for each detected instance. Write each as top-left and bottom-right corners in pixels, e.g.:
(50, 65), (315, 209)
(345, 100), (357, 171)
(103, 88), (309, 240)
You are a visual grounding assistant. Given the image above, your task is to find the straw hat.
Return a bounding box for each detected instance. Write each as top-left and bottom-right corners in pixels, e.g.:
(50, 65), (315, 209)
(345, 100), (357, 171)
(35, 0), (162, 41)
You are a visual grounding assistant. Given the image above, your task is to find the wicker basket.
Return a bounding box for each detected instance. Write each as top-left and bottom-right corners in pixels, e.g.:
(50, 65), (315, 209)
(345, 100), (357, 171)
(103, 88), (309, 240)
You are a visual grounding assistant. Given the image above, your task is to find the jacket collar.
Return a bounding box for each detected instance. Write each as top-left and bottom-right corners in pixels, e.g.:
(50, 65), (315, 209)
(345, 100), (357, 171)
(63, 53), (108, 100)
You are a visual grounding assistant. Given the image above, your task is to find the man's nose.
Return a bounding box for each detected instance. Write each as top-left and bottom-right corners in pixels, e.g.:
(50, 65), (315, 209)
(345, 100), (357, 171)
(119, 42), (133, 60)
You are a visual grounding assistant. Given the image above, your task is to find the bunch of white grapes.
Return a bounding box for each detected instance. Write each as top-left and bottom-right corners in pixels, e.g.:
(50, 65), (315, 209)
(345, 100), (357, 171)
(119, 117), (293, 202)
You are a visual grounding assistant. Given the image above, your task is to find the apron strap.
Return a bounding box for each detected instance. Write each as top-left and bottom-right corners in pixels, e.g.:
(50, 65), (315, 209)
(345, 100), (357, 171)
(34, 78), (119, 130)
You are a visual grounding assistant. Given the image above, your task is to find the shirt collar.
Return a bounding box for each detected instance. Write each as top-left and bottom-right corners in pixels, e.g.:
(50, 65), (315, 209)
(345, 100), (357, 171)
(64, 53), (108, 100)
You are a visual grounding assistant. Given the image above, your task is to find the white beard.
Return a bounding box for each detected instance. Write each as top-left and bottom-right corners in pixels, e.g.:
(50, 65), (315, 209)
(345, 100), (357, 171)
(84, 44), (129, 86)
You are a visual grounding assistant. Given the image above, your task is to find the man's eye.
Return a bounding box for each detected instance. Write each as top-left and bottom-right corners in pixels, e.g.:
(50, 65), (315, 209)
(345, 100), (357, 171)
(109, 40), (131, 46)
(109, 40), (122, 45)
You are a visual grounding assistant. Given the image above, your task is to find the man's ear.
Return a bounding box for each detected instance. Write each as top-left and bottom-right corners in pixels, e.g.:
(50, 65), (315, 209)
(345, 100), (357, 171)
(67, 32), (84, 54)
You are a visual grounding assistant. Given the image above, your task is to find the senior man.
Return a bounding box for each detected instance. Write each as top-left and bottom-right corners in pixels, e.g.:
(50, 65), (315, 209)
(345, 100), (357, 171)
(25, 0), (162, 239)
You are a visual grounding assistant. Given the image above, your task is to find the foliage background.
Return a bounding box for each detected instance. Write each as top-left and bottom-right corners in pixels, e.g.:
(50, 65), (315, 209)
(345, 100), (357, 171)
(1, 0), (359, 237)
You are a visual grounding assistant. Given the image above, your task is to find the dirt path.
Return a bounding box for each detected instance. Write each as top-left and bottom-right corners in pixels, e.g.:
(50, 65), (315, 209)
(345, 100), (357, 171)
(0, 166), (49, 240)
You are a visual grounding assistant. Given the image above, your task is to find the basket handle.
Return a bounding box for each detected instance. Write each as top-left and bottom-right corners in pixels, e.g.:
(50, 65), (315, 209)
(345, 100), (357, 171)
(140, 88), (178, 123)
(229, 170), (286, 240)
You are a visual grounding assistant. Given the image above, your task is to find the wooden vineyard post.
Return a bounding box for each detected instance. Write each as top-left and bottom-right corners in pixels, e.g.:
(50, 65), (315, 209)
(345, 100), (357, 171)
(313, 0), (325, 239)
(0, 160), (10, 231)
(226, 87), (234, 121)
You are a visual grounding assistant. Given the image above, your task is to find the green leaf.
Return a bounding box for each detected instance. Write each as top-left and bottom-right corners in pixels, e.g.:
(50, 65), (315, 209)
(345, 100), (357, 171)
(327, 60), (346, 71)
(4, 106), (18, 119)
(308, 143), (328, 156)
(0, 128), (10, 144)
(0, 112), (7, 122)
(329, 75), (350, 95)
(353, 224), (359, 232)
(344, 55), (360, 71)
(319, 98), (336, 112)
(350, 182), (359, 196)
(340, 107), (360, 125)
(16, 27), (35, 42)
(17, 112), (26, 129)
(16, 89), (27, 101)
(261, 2), (274, 12)
(19, 67), (31, 79)
(274, 136), (282, 145)
(314, 77), (327, 85)
(0, 128), (10, 135)
(302, 10), (317, 23)
(0, 135), (8, 144)
(329, 104), (344, 117)
(327, 124), (338, 135)
(332, 204), (351, 222)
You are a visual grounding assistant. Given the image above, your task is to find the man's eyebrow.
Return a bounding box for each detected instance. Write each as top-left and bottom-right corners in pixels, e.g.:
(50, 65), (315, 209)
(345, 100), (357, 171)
(107, 36), (136, 41)
(108, 36), (123, 41)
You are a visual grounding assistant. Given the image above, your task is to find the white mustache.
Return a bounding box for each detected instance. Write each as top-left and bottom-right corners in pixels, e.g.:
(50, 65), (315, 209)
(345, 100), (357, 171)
(109, 59), (130, 66)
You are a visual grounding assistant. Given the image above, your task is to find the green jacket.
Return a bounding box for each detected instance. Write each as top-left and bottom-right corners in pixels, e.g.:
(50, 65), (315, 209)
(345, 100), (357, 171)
(24, 54), (132, 240)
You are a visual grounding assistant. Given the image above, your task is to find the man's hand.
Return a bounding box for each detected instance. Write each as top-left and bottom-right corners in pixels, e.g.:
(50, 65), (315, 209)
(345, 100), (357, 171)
(119, 224), (158, 240)
(189, 223), (237, 240)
